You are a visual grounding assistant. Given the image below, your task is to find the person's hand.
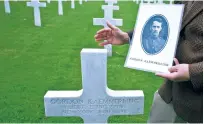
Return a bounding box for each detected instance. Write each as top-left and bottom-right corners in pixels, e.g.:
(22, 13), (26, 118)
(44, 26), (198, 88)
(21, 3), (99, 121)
(155, 58), (190, 82)
(94, 21), (130, 46)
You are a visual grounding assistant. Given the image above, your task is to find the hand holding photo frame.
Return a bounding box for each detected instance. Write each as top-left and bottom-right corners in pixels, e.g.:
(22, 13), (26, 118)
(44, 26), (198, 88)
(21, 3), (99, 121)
(125, 4), (184, 73)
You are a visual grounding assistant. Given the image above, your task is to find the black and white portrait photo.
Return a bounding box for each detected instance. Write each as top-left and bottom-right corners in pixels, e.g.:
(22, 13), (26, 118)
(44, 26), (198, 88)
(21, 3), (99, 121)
(125, 4), (184, 73)
(141, 15), (169, 55)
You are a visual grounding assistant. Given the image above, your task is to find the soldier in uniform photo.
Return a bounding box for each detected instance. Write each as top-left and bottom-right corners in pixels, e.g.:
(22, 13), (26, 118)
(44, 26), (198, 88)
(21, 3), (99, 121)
(142, 17), (166, 54)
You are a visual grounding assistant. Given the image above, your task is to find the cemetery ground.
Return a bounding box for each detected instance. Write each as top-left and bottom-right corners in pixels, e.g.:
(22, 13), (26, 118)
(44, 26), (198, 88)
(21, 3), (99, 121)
(0, 1), (163, 123)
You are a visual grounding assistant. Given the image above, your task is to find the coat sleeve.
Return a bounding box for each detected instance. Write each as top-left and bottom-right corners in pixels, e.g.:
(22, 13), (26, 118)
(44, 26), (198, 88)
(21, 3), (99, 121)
(189, 61), (203, 92)
(126, 30), (134, 44)
(127, 30), (134, 40)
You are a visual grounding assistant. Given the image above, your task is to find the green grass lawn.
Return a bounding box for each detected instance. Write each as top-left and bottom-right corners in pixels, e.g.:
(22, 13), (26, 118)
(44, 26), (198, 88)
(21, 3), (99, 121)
(0, 1), (164, 123)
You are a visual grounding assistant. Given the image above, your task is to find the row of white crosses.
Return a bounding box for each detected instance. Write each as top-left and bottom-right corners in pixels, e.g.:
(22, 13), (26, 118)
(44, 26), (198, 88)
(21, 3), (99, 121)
(47, 0), (88, 15)
(4, 0), (173, 27)
(4, 0), (173, 15)
(4, 0), (88, 13)
(27, 0), (88, 26)
(4, 0), (87, 26)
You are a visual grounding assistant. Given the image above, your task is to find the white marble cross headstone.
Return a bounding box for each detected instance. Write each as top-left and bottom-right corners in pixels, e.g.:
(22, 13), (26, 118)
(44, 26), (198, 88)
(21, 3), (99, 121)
(169, 0), (174, 4)
(44, 49), (144, 123)
(157, 0), (164, 4)
(71, 0), (75, 9)
(4, 0), (10, 13)
(93, 0), (123, 57)
(58, 0), (64, 15)
(134, 0), (139, 4)
(105, 0), (117, 5)
(79, 0), (82, 4)
(27, 0), (46, 27)
(47, 0), (65, 14)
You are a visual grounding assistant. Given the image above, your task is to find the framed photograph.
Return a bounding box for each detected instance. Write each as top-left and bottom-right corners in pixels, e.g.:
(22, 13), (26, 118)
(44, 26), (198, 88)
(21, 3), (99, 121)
(124, 4), (184, 73)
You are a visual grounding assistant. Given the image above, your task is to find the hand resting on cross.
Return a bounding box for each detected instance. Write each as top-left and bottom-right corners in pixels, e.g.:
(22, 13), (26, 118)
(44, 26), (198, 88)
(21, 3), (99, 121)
(94, 21), (130, 46)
